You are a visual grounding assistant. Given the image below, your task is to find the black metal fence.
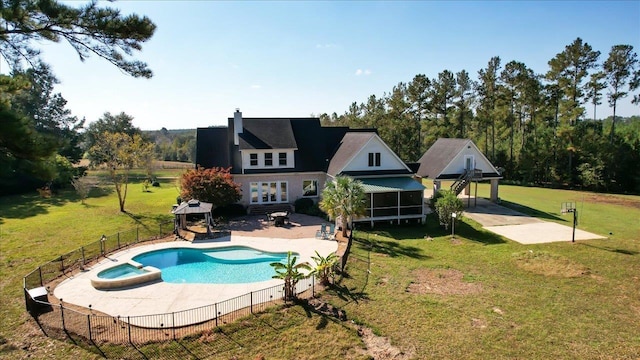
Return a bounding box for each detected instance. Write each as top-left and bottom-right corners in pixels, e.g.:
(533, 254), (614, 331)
(22, 222), (319, 359)
(27, 276), (316, 359)
(23, 221), (175, 290)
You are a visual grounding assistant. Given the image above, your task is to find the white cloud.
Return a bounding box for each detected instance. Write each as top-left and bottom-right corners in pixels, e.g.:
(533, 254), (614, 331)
(355, 69), (372, 76)
(250, 84), (261, 89)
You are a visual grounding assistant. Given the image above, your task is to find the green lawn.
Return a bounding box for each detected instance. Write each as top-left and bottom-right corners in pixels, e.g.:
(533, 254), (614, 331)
(1, 182), (639, 359)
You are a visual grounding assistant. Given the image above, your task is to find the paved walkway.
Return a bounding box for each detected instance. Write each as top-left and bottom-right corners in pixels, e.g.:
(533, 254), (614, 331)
(54, 215), (338, 326)
(463, 198), (606, 244)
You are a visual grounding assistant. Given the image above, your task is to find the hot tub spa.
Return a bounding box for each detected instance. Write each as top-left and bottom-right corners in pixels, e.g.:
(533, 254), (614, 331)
(91, 262), (161, 290)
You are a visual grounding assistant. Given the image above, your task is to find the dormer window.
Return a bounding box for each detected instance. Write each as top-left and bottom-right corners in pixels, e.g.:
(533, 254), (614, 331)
(279, 152), (287, 166)
(368, 152), (381, 167)
(250, 153), (258, 166)
(265, 153), (273, 166)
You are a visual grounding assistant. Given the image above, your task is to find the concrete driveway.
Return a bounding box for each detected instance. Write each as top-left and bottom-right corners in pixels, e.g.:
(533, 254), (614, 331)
(463, 198), (606, 244)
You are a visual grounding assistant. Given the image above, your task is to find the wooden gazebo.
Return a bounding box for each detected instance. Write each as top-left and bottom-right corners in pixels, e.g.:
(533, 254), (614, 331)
(172, 199), (214, 238)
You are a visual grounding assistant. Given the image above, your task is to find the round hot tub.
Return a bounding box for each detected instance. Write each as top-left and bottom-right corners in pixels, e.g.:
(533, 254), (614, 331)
(91, 262), (161, 290)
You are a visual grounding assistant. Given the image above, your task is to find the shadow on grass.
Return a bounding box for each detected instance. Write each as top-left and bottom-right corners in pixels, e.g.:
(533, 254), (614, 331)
(455, 221), (507, 245)
(328, 281), (370, 305)
(499, 200), (565, 222)
(579, 243), (639, 256)
(429, 213), (507, 245)
(353, 235), (430, 259)
(0, 193), (73, 221)
(0, 186), (114, 223)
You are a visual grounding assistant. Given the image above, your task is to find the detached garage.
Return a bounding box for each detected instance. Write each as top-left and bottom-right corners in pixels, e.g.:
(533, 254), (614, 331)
(416, 138), (502, 202)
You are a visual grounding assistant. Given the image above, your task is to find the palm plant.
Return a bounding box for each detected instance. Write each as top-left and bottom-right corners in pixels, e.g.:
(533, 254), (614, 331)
(270, 251), (312, 301)
(311, 251), (339, 285)
(319, 176), (367, 237)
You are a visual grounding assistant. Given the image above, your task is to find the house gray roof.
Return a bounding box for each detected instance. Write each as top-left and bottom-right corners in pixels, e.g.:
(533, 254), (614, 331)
(416, 138), (501, 179)
(327, 132), (376, 176)
(239, 119), (297, 150)
(195, 127), (230, 168)
(195, 115), (390, 175)
(416, 138), (471, 179)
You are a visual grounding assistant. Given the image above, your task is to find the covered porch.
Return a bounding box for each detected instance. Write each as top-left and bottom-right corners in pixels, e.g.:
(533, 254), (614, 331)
(356, 177), (426, 227)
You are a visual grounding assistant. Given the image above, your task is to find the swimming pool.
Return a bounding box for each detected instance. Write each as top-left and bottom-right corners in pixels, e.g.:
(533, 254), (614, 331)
(132, 246), (293, 284)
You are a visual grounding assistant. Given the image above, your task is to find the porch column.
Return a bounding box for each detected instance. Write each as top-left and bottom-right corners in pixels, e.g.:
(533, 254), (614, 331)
(464, 183), (471, 195)
(490, 179), (499, 202)
(397, 191), (401, 225)
(432, 180), (441, 197)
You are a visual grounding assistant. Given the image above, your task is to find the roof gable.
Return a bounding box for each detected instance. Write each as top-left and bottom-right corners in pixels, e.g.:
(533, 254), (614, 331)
(328, 132), (412, 176)
(417, 138), (500, 179)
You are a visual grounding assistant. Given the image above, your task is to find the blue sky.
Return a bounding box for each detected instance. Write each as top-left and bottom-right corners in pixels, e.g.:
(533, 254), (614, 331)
(2, 1), (639, 130)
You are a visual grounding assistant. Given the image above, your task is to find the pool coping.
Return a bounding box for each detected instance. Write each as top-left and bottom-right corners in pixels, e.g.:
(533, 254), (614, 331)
(53, 235), (338, 323)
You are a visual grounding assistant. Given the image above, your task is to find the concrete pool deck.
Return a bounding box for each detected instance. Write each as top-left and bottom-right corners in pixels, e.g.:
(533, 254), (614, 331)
(54, 218), (338, 325)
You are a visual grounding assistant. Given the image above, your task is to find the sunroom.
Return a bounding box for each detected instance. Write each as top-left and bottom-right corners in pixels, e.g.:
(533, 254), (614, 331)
(355, 177), (426, 227)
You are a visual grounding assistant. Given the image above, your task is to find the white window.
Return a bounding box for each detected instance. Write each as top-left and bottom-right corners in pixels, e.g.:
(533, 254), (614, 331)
(303, 180), (318, 197)
(368, 152), (381, 167)
(250, 181), (288, 204)
(279, 152), (287, 166)
(265, 153), (273, 166)
(249, 153), (258, 166)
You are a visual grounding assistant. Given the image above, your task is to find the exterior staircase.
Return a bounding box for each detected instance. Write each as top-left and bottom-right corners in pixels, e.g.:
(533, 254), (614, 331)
(247, 203), (293, 215)
(451, 169), (483, 195)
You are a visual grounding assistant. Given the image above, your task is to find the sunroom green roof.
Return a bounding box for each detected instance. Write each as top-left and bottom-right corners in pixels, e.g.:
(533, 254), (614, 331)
(358, 177), (425, 193)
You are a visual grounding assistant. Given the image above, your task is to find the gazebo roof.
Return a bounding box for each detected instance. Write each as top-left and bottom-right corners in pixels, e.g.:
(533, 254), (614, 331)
(172, 199), (213, 215)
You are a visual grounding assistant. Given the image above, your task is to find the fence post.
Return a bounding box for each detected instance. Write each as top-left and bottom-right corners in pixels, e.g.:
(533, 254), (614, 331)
(159, 223), (162, 237)
(172, 312), (176, 340)
(250, 292), (253, 314)
(38, 267), (43, 286)
(117, 233), (121, 249)
(136, 226), (139, 242)
(24, 288), (30, 312)
(127, 316), (132, 345)
(215, 303), (218, 327)
(87, 314), (92, 342)
(81, 247), (85, 267)
(60, 303), (66, 332)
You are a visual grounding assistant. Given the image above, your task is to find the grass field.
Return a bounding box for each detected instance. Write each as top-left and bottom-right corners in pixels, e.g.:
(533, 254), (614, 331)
(1, 180), (639, 359)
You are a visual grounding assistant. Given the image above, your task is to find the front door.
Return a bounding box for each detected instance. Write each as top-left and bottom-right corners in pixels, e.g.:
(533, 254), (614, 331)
(464, 155), (475, 171)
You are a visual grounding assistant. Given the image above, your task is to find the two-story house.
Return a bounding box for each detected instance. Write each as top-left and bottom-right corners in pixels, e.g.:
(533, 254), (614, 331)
(195, 110), (426, 226)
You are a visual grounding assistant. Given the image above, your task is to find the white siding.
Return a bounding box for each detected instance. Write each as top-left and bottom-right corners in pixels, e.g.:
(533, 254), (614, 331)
(240, 149), (295, 170)
(342, 136), (408, 173)
(441, 141), (497, 175)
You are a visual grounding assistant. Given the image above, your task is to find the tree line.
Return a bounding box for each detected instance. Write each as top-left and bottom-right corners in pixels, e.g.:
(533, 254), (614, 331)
(318, 38), (640, 194)
(0, 1), (193, 197)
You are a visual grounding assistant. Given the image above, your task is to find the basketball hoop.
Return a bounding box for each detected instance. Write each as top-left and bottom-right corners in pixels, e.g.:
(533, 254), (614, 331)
(561, 202), (575, 214)
(560, 202), (578, 242)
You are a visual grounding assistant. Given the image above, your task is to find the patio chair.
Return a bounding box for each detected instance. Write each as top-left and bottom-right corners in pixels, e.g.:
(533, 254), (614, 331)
(328, 223), (336, 240)
(266, 213), (275, 226)
(316, 223), (328, 239)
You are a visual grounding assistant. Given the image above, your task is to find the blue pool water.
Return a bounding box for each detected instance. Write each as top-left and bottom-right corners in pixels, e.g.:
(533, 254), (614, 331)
(98, 263), (147, 279)
(132, 246), (292, 284)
